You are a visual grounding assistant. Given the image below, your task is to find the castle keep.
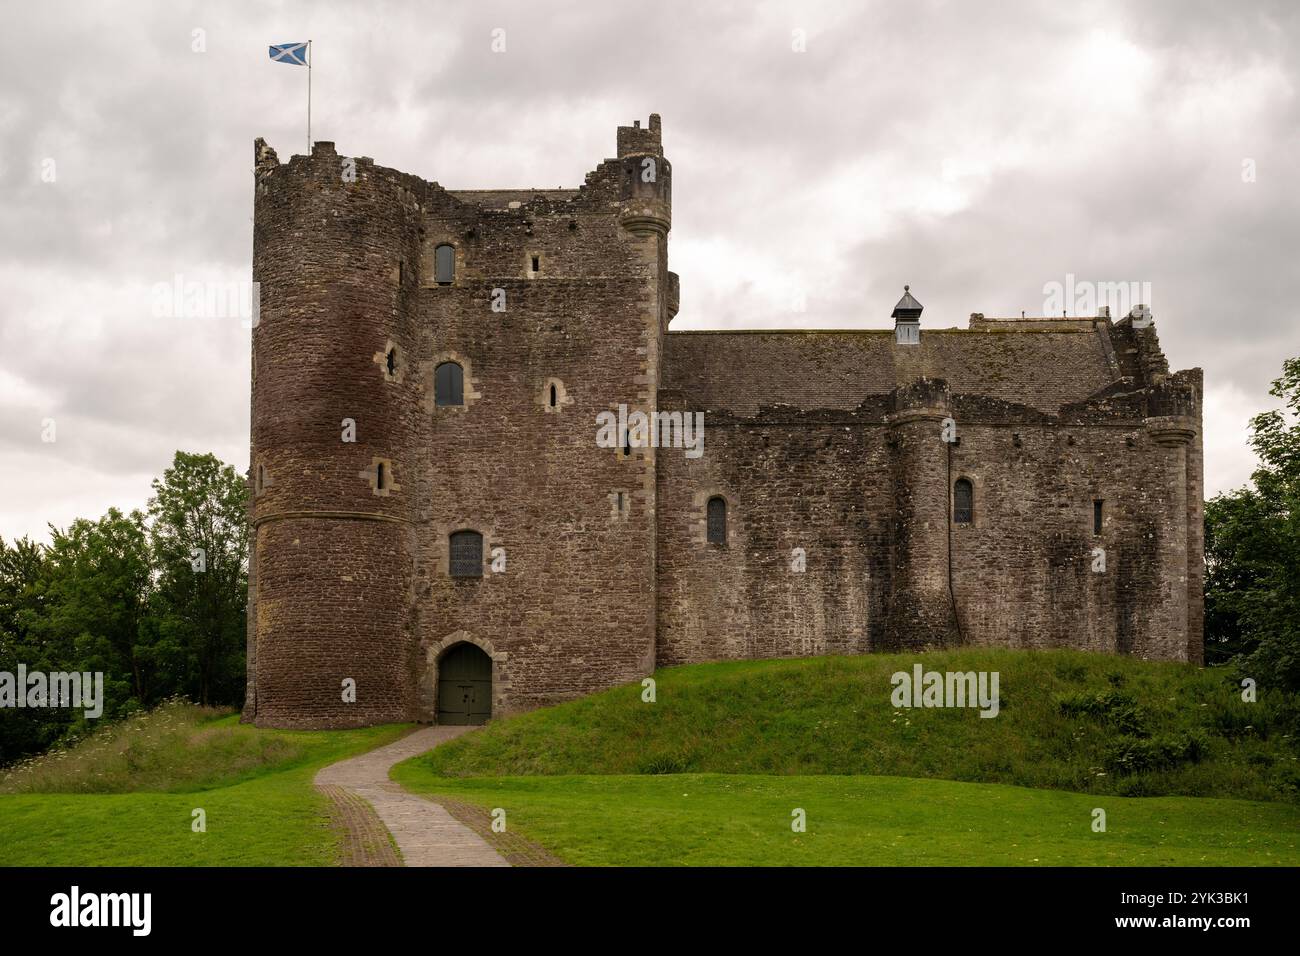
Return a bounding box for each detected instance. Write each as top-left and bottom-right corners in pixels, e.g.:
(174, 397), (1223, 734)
(244, 115), (1204, 729)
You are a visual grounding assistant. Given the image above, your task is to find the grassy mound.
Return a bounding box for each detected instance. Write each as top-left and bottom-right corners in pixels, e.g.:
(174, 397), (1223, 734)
(0, 700), (312, 794)
(413, 649), (1300, 802)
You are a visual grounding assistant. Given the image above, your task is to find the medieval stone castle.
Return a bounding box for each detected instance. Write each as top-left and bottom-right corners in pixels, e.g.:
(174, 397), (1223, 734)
(243, 115), (1204, 729)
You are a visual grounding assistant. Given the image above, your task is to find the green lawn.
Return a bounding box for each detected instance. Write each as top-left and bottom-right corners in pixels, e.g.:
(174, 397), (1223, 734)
(0, 705), (410, 866)
(389, 769), (1300, 866)
(4, 650), (1299, 867)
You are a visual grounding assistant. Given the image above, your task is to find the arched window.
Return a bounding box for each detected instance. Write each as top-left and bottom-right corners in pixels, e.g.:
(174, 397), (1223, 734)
(549, 383), (558, 408)
(954, 478), (973, 525)
(435, 362), (463, 406)
(434, 244), (455, 285)
(376, 462), (386, 491)
(449, 530), (483, 578)
(706, 496), (727, 545)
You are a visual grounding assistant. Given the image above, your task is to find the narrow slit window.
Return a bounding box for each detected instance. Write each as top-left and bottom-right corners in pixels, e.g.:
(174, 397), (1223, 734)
(435, 362), (464, 406)
(954, 478), (973, 525)
(386, 347), (398, 376)
(617, 491), (625, 512)
(531, 254), (541, 272)
(706, 496), (727, 545)
(1093, 499), (1104, 535)
(434, 244), (455, 285)
(449, 530), (483, 578)
(376, 462), (386, 491)
(549, 383), (558, 407)
(256, 464), (266, 493)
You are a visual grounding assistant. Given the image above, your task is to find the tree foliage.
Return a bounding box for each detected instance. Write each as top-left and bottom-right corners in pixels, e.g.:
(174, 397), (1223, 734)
(0, 452), (247, 764)
(1205, 357), (1300, 692)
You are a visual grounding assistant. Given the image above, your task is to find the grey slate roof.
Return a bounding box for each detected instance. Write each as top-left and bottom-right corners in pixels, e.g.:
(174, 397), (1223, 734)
(661, 328), (1119, 417)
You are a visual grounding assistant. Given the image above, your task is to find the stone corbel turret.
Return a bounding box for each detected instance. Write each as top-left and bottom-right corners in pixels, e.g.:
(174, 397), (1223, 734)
(617, 114), (671, 239)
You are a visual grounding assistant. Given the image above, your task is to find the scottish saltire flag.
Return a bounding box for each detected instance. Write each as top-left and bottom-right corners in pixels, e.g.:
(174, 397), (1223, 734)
(269, 42), (309, 66)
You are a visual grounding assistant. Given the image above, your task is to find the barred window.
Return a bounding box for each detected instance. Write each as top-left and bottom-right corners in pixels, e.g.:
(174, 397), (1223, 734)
(435, 362), (463, 406)
(449, 530), (483, 578)
(434, 244), (455, 284)
(706, 496), (727, 545)
(954, 478), (973, 525)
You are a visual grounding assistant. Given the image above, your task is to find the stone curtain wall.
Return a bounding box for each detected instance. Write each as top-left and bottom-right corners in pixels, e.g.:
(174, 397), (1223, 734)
(656, 329), (1204, 667)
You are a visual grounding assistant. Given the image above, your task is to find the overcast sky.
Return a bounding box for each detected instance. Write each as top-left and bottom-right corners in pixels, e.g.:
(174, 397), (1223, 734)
(2, 0), (1297, 543)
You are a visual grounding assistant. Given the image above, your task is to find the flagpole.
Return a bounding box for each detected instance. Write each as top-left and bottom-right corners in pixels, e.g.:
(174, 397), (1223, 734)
(306, 40), (312, 154)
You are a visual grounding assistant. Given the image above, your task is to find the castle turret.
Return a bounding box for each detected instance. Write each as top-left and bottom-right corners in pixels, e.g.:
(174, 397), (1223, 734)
(884, 377), (962, 650)
(245, 139), (421, 727)
(1139, 367), (1201, 661)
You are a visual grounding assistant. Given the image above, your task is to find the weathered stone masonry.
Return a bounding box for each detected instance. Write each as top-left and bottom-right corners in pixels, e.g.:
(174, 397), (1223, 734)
(243, 115), (1204, 729)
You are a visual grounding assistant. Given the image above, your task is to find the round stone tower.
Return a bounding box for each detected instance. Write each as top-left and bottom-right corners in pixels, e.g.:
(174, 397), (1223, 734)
(884, 376), (962, 650)
(245, 139), (421, 727)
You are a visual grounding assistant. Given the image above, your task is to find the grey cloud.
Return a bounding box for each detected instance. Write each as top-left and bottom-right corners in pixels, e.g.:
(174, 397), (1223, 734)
(1, 0), (1298, 541)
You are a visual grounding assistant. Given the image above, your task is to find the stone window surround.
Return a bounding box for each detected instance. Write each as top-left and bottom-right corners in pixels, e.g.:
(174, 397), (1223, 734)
(541, 376), (572, 414)
(609, 489), (631, 520)
(374, 338), (406, 384)
(432, 519), (500, 579)
(360, 457), (400, 497)
(691, 488), (738, 547)
(425, 351), (482, 413)
(950, 474), (979, 528)
(423, 237), (462, 288)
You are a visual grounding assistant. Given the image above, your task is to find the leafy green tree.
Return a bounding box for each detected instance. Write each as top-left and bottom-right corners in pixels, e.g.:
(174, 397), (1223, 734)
(147, 451), (248, 706)
(1205, 357), (1300, 691)
(38, 509), (156, 710)
(1, 451), (251, 765)
(0, 536), (65, 761)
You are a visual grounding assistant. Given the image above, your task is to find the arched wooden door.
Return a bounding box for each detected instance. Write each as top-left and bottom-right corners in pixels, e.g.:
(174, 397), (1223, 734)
(436, 643), (492, 725)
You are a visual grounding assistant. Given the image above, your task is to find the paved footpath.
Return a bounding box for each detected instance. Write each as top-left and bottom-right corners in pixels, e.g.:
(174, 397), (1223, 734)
(315, 726), (510, 867)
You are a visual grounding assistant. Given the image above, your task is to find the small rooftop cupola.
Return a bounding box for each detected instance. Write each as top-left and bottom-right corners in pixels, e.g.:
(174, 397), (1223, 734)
(893, 285), (923, 345)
